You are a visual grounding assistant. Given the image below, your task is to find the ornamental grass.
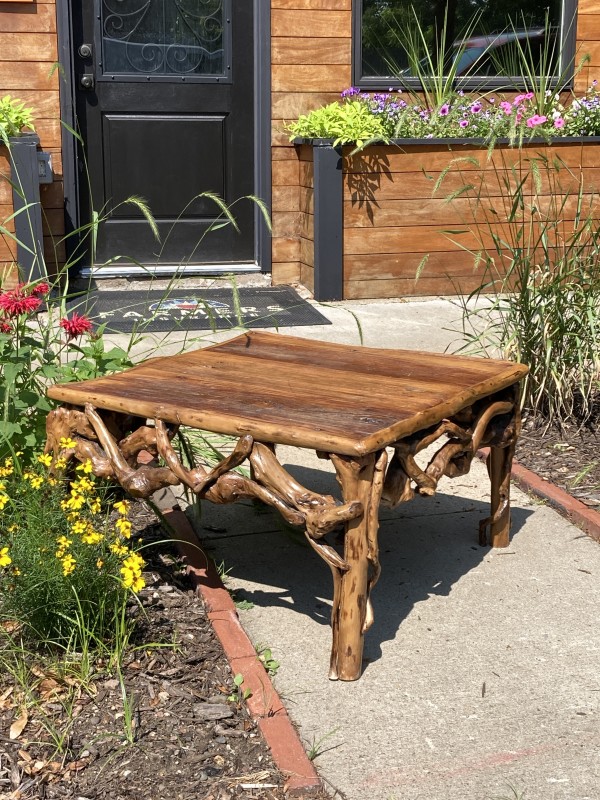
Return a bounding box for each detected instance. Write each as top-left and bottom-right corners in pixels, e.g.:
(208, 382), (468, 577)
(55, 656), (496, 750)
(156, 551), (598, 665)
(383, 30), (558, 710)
(0, 450), (145, 649)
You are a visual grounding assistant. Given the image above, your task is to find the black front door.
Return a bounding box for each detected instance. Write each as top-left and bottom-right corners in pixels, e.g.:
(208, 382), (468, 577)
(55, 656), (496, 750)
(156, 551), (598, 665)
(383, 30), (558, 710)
(72, 0), (255, 268)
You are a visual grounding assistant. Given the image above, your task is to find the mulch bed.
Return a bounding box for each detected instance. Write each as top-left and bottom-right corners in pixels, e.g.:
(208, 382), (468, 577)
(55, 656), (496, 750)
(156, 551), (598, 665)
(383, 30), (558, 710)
(515, 416), (600, 510)
(0, 506), (328, 800)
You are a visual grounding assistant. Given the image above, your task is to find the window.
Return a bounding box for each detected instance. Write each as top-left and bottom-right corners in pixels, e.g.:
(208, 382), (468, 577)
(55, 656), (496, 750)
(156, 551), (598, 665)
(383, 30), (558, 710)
(355, 0), (578, 90)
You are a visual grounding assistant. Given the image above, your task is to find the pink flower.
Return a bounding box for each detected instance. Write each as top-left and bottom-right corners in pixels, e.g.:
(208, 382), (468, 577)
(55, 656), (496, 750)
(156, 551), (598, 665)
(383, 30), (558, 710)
(554, 117), (565, 128)
(500, 101), (513, 114)
(526, 114), (548, 128)
(0, 286), (42, 317)
(439, 103), (450, 116)
(59, 311), (93, 339)
(0, 320), (12, 334)
(470, 102), (482, 114)
(524, 92), (534, 100)
(459, 119), (469, 128)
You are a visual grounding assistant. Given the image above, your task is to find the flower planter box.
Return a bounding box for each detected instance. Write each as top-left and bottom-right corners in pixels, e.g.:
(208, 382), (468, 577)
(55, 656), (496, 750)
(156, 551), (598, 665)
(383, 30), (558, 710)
(294, 138), (600, 301)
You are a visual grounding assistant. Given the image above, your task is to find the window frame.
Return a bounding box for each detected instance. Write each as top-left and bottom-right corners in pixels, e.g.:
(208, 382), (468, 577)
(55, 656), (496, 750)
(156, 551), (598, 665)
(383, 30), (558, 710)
(352, 0), (579, 92)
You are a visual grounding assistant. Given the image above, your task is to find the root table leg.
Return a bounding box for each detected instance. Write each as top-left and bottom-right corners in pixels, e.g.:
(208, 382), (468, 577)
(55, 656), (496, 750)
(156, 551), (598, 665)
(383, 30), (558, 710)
(487, 441), (516, 548)
(330, 453), (381, 681)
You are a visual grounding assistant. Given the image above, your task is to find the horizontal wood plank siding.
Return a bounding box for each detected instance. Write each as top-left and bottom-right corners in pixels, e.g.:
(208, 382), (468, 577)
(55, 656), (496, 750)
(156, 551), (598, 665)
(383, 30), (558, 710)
(576, 0), (600, 91)
(270, 1), (351, 287)
(0, 0), (62, 287)
(342, 141), (600, 298)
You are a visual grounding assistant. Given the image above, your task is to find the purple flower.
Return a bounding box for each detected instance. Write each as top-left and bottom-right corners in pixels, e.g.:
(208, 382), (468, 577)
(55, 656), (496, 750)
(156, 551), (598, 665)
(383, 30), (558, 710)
(341, 87), (360, 99)
(470, 102), (482, 114)
(459, 119), (469, 128)
(439, 103), (450, 116)
(554, 117), (565, 128)
(500, 101), (513, 114)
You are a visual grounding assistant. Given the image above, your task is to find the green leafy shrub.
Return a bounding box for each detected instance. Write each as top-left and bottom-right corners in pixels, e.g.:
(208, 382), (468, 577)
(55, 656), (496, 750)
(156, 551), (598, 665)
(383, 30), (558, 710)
(0, 451), (144, 647)
(0, 96), (35, 142)
(287, 100), (388, 146)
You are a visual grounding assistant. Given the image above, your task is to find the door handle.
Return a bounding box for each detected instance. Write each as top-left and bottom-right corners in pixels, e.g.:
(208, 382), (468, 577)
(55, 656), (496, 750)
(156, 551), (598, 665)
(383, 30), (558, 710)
(80, 74), (95, 91)
(78, 43), (93, 59)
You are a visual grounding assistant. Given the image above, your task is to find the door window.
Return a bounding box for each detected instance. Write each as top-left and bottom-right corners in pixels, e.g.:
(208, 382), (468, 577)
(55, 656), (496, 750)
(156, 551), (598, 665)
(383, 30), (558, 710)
(101, 0), (228, 76)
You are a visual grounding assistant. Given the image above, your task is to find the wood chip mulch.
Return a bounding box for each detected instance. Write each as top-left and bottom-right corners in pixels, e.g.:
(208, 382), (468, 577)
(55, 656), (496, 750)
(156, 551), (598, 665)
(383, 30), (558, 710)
(0, 506), (329, 800)
(515, 416), (600, 510)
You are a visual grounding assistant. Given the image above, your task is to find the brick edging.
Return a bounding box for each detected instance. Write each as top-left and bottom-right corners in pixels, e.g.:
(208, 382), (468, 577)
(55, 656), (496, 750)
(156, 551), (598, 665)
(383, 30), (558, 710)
(477, 449), (600, 542)
(161, 507), (322, 796)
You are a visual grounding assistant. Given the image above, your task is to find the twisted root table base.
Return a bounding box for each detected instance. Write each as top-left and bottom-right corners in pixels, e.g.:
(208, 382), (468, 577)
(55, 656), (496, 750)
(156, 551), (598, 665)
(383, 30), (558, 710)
(46, 389), (520, 681)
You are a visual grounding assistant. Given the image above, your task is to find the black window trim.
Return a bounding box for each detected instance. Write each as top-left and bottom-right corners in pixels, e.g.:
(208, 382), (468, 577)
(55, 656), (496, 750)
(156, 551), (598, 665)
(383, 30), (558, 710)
(352, 0), (580, 93)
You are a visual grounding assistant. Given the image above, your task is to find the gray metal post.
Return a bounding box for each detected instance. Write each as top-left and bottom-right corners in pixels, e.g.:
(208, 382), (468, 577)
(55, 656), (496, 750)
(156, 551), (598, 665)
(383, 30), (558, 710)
(8, 133), (45, 282)
(313, 143), (344, 302)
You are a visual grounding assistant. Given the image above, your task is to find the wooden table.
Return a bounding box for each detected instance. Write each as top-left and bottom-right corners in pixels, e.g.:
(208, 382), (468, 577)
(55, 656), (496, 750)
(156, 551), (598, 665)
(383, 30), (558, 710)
(46, 331), (528, 681)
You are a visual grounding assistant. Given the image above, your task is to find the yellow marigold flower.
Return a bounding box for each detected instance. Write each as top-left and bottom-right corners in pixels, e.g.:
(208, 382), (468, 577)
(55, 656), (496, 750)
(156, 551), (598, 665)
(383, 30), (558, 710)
(82, 530), (103, 545)
(8, 524), (17, 533)
(96, 559), (104, 569)
(115, 518), (132, 538)
(90, 498), (101, 515)
(0, 494), (8, 511)
(59, 437), (77, 450)
(64, 492), (85, 511)
(12, 567), (21, 576)
(62, 554), (76, 576)
(48, 476), (58, 486)
(110, 542), (129, 557)
(0, 547), (12, 568)
(131, 575), (146, 593)
(55, 533), (73, 558)
(54, 457), (67, 471)
(76, 460), (93, 474)
(70, 477), (94, 494)
(113, 499), (130, 516)
(37, 453), (53, 468)
(70, 520), (87, 535)
(30, 476), (44, 489)
(0, 458), (14, 478)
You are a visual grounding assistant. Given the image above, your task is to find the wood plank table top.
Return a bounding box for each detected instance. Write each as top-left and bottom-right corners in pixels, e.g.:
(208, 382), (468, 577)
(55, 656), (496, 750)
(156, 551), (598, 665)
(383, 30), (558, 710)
(47, 331), (528, 456)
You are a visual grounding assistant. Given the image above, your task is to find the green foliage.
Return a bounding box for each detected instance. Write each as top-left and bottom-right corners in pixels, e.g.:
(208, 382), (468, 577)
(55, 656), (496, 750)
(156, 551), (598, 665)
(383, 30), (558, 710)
(287, 100), (388, 146)
(255, 643), (280, 677)
(0, 96), (35, 142)
(438, 152), (600, 425)
(388, 5), (485, 109)
(0, 279), (132, 467)
(227, 672), (252, 704)
(0, 453), (144, 651)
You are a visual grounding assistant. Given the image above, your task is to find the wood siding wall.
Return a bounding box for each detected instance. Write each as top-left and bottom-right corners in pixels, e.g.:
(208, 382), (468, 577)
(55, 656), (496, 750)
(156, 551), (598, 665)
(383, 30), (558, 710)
(0, 1), (62, 287)
(271, 0), (600, 298)
(342, 142), (600, 299)
(271, 0), (351, 287)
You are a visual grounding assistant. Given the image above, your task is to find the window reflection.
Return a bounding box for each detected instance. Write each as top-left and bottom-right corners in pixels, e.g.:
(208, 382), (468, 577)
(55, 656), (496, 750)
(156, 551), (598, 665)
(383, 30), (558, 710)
(361, 0), (562, 80)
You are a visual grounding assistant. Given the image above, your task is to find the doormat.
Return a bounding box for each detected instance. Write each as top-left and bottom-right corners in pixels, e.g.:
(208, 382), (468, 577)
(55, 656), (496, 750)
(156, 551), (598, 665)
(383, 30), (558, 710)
(67, 286), (331, 333)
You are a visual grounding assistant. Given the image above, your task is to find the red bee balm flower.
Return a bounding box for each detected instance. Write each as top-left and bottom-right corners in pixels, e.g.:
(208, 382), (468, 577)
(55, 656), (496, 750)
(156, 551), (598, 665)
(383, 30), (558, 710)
(0, 320), (12, 334)
(0, 287), (41, 317)
(31, 282), (50, 296)
(60, 311), (93, 339)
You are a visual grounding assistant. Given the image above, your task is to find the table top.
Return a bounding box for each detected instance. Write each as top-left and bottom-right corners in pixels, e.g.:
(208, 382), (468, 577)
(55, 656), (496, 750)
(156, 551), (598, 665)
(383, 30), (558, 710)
(48, 331), (528, 456)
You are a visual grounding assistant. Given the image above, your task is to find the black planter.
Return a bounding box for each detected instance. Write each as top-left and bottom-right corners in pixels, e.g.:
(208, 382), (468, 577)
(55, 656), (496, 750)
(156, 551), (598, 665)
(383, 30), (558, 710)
(7, 132), (45, 282)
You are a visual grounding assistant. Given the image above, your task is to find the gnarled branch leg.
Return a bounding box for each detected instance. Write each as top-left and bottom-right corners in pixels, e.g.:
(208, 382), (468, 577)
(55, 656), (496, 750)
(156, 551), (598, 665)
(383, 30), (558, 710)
(479, 440), (516, 548)
(363, 449), (388, 634)
(327, 453), (379, 681)
(85, 404), (179, 497)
